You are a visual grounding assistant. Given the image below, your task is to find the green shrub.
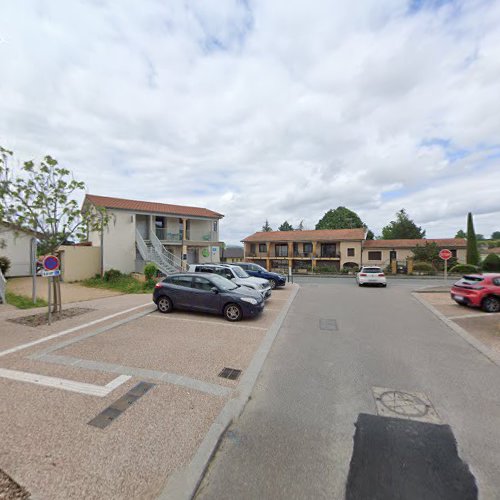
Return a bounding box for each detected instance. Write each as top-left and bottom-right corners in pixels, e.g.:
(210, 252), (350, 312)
(316, 265), (339, 274)
(0, 256), (11, 275)
(481, 253), (500, 272)
(103, 268), (122, 281)
(449, 264), (480, 274)
(412, 262), (435, 275)
(144, 262), (157, 281)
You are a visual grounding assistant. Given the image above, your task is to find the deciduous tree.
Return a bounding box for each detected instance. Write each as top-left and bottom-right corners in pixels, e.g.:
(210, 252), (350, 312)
(315, 207), (364, 230)
(381, 209), (425, 239)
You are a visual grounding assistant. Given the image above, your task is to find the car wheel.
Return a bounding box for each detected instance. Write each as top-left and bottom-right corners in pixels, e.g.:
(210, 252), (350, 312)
(268, 279), (277, 290)
(224, 303), (242, 321)
(157, 296), (173, 314)
(382, 284), (387, 287)
(481, 296), (500, 313)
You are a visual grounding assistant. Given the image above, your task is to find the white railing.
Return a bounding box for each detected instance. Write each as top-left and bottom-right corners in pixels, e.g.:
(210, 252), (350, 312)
(149, 231), (183, 271)
(0, 268), (6, 304)
(136, 229), (183, 274)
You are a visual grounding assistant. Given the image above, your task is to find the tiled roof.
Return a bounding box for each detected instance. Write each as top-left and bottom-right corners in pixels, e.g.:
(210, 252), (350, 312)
(242, 228), (366, 242)
(363, 238), (467, 248)
(485, 247), (500, 254)
(222, 247), (244, 258)
(84, 194), (223, 219)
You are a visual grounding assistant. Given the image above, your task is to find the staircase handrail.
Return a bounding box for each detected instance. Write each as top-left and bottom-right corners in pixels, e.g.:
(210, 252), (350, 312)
(150, 231), (183, 271)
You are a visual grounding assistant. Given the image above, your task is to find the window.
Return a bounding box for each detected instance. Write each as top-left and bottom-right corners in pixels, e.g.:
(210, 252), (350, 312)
(347, 248), (355, 257)
(304, 243), (313, 253)
(275, 244), (288, 257)
(368, 251), (382, 261)
(259, 243), (267, 253)
(168, 276), (192, 288)
(451, 249), (457, 258)
(250, 243), (256, 254)
(321, 244), (336, 258)
(192, 276), (213, 291)
(213, 221), (218, 232)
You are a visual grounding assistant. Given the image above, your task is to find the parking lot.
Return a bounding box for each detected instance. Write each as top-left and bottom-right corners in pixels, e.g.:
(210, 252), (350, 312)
(0, 285), (297, 499)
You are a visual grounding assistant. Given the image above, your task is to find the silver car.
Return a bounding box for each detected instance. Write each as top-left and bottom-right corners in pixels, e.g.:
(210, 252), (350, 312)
(188, 264), (272, 299)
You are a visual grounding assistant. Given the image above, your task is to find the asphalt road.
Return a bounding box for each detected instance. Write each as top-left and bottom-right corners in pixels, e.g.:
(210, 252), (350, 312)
(196, 279), (500, 500)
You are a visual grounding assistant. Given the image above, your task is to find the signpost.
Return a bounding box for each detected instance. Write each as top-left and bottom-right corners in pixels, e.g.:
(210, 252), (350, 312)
(42, 255), (60, 325)
(439, 249), (452, 282)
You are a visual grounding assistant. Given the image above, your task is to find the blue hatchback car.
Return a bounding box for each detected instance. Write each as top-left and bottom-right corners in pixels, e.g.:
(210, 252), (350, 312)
(233, 262), (286, 289)
(153, 273), (264, 321)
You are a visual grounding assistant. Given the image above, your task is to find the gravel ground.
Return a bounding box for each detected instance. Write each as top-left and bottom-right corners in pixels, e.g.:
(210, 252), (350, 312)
(0, 469), (30, 499)
(8, 308), (94, 327)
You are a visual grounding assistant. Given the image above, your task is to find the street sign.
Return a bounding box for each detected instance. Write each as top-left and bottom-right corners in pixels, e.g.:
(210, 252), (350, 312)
(42, 269), (61, 277)
(43, 255), (60, 271)
(439, 249), (452, 260)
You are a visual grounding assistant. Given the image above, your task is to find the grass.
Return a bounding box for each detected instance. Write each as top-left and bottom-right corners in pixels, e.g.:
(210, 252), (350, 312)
(6, 292), (48, 309)
(82, 275), (156, 294)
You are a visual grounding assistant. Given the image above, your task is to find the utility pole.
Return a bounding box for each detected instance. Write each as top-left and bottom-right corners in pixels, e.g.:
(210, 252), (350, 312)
(100, 212), (104, 278)
(31, 237), (37, 304)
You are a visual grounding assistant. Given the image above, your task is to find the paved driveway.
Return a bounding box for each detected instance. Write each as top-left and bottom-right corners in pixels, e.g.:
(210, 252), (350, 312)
(0, 286), (296, 499)
(198, 278), (500, 499)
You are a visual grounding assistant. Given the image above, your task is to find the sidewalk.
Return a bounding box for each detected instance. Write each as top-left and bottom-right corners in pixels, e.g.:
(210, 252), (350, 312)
(6, 277), (121, 303)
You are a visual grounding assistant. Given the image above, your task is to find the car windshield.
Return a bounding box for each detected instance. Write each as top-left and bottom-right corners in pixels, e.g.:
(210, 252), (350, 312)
(363, 268), (382, 273)
(232, 266), (249, 278)
(209, 274), (239, 291)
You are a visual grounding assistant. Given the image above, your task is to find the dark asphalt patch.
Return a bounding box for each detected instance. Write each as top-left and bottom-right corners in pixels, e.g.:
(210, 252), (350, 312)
(345, 413), (477, 500)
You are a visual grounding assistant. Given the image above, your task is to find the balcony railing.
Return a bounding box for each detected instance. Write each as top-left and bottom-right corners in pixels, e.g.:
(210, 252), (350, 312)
(155, 228), (181, 241)
(319, 252), (341, 258)
(293, 252), (312, 258)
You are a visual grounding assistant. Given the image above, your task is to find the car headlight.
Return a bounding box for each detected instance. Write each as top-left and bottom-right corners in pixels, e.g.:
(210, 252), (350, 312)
(241, 297), (258, 305)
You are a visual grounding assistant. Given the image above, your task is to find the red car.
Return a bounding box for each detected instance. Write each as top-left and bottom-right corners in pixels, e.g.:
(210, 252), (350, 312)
(450, 274), (500, 312)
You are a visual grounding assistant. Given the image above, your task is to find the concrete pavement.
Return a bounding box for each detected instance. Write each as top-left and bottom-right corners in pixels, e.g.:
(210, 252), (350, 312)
(197, 279), (500, 499)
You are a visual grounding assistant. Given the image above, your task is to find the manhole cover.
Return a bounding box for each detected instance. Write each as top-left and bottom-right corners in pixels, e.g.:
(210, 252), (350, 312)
(378, 391), (428, 417)
(372, 386), (441, 424)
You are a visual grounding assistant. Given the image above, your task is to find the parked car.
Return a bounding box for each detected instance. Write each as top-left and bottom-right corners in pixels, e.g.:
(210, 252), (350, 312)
(450, 273), (500, 312)
(356, 266), (387, 287)
(232, 262), (286, 289)
(188, 264), (272, 299)
(153, 273), (265, 321)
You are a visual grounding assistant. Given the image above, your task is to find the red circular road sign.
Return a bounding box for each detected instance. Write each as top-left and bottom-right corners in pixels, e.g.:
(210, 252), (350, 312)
(439, 249), (452, 260)
(43, 255), (60, 271)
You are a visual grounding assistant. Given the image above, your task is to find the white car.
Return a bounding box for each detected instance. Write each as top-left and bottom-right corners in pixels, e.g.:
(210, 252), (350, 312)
(356, 266), (387, 287)
(188, 264), (272, 299)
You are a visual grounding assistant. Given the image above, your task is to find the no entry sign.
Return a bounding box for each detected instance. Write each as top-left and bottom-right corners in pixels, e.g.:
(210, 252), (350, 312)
(439, 249), (452, 261)
(43, 255), (60, 271)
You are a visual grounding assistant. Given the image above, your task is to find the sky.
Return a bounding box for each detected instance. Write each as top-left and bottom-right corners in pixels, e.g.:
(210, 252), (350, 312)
(1, 0), (499, 245)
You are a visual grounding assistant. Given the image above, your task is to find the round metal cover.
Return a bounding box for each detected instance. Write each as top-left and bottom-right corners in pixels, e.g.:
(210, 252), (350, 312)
(378, 390), (428, 418)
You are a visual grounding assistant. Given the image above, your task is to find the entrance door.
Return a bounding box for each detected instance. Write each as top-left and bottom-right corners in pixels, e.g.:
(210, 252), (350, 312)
(187, 248), (199, 264)
(390, 250), (397, 262)
(136, 215), (149, 239)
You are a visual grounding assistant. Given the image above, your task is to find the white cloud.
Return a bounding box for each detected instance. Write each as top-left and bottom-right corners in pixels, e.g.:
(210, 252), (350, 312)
(0, 0), (499, 244)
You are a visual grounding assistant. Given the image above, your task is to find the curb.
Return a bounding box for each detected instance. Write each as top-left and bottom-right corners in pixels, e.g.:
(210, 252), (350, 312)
(158, 284), (300, 500)
(412, 292), (500, 367)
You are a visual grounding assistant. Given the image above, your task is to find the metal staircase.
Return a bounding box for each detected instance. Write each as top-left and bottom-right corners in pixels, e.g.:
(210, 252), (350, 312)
(135, 230), (183, 275)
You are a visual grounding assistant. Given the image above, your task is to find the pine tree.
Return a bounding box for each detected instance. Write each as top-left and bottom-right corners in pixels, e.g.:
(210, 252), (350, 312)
(262, 220), (272, 232)
(466, 212), (480, 265)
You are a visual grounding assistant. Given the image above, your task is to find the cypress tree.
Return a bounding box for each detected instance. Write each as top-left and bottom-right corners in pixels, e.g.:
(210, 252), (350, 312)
(466, 212), (480, 265)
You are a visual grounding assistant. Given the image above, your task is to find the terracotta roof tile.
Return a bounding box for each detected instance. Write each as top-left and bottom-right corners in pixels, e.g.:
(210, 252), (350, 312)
(84, 194), (223, 219)
(363, 238), (467, 248)
(242, 228), (366, 242)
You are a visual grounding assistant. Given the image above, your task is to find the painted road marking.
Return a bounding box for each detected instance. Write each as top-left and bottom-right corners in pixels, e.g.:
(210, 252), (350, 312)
(35, 354), (232, 397)
(447, 313), (489, 320)
(147, 314), (267, 331)
(0, 368), (131, 397)
(0, 303), (154, 358)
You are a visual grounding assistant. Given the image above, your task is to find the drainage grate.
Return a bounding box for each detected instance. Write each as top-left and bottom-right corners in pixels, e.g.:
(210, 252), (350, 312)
(319, 318), (338, 331)
(372, 386), (441, 424)
(88, 381), (155, 429)
(218, 368), (242, 380)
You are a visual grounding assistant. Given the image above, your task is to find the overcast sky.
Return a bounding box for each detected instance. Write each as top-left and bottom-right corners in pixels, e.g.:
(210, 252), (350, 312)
(1, 0), (499, 244)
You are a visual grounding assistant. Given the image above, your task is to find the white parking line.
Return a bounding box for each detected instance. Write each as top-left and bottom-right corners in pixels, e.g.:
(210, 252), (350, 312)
(447, 313), (489, 320)
(0, 302), (153, 358)
(147, 314), (267, 330)
(0, 368), (131, 397)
